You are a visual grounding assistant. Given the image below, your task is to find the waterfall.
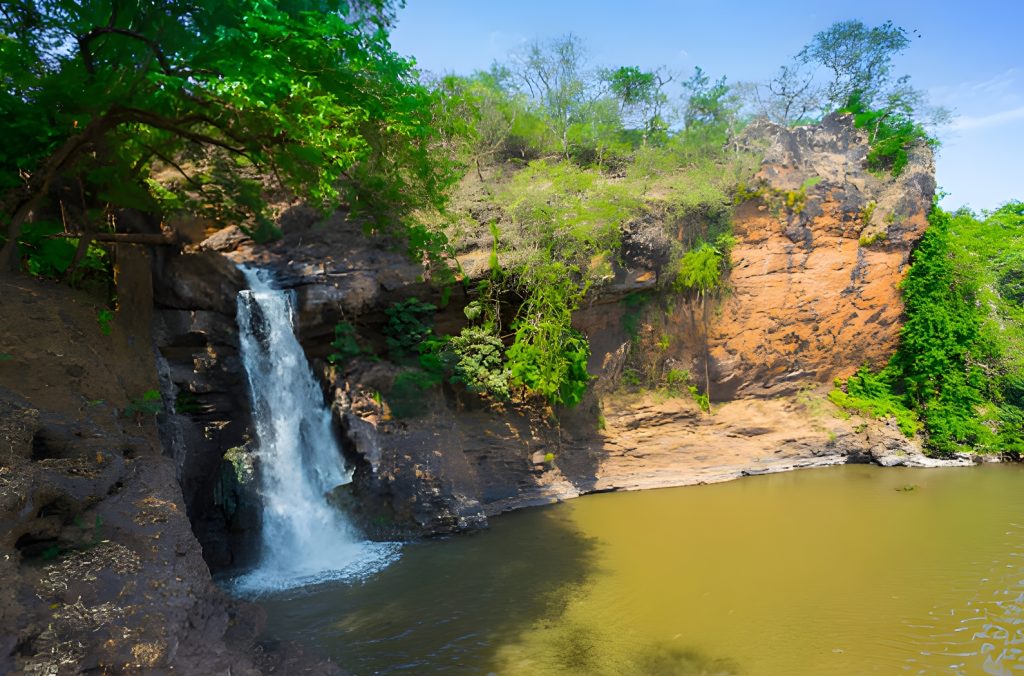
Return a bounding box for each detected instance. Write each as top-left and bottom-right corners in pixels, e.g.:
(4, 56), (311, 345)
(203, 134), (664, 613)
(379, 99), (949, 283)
(231, 266), (399, 593)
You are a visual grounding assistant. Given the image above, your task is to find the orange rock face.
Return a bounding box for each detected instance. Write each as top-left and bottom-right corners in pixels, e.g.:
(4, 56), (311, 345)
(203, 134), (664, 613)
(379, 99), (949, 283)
(706, 115), (934, 397)
(577, 114), (936, 400)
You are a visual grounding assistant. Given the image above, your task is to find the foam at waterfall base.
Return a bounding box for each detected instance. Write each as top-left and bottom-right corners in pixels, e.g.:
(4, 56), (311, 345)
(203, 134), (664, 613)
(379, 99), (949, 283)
(228, 541), (403, 596)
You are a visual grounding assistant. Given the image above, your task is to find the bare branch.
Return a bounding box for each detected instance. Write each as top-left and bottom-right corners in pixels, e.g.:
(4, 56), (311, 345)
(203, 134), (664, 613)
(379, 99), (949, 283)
(77, 26), (173, 75)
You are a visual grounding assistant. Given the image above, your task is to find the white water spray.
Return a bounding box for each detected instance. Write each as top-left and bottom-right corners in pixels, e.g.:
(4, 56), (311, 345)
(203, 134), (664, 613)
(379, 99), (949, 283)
(232, 267), (398, 593)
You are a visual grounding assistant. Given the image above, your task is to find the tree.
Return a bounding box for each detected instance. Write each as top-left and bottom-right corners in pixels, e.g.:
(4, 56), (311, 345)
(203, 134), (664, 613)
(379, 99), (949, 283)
(0, 0), (456, 273)
(799, 19), (912, 111)
(507, 34), (597, 159)
(743, 19), (950, 130)
(745, 63), (822, 125)
(604, 65), (672, 146)
(436, 72), (525, 179)
(680, 67), (737, 148)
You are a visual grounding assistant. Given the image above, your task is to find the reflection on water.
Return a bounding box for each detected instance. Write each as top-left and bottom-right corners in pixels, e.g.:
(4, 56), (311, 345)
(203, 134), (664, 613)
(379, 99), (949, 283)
(257, 464), (1024, 675)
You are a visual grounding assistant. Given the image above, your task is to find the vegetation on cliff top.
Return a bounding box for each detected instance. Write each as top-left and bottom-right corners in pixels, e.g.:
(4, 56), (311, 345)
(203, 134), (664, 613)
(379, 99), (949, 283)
(4, 4), (977, 424)
(417, 19), (940, 408)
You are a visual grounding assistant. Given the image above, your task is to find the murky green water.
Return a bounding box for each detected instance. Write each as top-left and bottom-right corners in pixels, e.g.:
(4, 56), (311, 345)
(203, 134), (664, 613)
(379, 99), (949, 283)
(257, 464), (1024, 674)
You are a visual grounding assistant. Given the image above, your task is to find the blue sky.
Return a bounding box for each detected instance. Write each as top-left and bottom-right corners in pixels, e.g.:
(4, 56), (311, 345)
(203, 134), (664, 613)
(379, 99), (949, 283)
(390, 1), (1023, 212)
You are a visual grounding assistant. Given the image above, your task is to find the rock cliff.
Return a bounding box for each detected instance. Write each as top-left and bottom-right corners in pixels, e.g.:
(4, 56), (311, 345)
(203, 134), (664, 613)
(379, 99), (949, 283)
(705, 115), (936, 397)
(0, 262), (266, 674)
(169, 113), (950, 548)
(0, 113), (960, 672)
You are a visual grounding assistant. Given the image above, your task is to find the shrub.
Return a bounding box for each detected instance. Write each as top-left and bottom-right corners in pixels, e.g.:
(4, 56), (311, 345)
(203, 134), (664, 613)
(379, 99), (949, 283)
(328, 321), (365, 365)
(828, 366), (919, 436)
(444, 326), (511, 400)
(504, 265), (593, 407)
(386, 369), (441, 419)
(839, 92), (936, 177)
(16, 220), (112, 294)
(96, 309), (114, 336)
(688, 385), (711, 413)
(384, 298), (437, 360)
(124, 390), (162, 419)
(673, 243), (723, 294)
(508, 321), (590, 407)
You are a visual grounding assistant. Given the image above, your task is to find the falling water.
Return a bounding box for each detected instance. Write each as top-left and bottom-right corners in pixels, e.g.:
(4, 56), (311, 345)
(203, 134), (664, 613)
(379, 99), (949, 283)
(231, 266), (399, 593)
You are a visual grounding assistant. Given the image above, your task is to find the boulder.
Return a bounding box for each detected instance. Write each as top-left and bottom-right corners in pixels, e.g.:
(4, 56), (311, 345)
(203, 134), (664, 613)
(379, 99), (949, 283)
(154, 250), (246, 316)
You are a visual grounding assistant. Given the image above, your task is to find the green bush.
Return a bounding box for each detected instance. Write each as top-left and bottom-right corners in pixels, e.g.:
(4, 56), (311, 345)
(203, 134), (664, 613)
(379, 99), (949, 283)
(16, 220), (112, 293)
(506, 270), (592, 407)
(839, 92), (936, 176)
(497, 159), (639, 280)
(673, 243), (723, 294)
(673, 233), (734, 296)
(507, 324), (590, 407)
(96, 309), (114, 336)
(828, 367), (919, 436)
(328, 320), (365, 365)
(124, 390), (162, 419)
(444, 326), (511, 400)
(653, 368), (691, 400)
(386, 369), (441, 419)
(688, 385), (711, 413)
(384, 298), (437, 360)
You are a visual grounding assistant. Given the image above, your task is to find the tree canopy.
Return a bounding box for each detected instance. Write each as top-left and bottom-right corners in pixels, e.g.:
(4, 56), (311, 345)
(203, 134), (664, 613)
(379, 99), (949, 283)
(799, 19), (912, 111)
(745, 19), (947, 129)
(0, 0), (456, 272)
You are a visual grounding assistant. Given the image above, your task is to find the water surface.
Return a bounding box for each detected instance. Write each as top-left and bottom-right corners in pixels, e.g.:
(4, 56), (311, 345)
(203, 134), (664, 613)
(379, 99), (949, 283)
(258, 464), (1024, 674)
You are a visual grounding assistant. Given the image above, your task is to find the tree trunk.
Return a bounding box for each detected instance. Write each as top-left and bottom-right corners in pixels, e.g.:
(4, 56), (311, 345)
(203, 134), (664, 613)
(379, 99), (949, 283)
(1, 198), (43, 272)
(63, 232), (95, 282)
(1, 115), (117, 273)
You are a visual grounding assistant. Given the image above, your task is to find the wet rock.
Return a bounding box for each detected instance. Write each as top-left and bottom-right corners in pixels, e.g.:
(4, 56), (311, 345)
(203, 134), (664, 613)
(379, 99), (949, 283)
(152, 271), (254, 573)
(211, 444), (262, 569)
(341, 412), (383, 471)
(338, 412), (489, 538)
(868, 426), (974, 468)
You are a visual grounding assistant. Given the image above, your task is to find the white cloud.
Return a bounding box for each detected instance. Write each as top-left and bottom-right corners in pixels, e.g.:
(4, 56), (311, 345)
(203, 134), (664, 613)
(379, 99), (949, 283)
(931, 68), (1023, 109)
(952, 105), (1024, 131)
(969, 68), (1020, 97)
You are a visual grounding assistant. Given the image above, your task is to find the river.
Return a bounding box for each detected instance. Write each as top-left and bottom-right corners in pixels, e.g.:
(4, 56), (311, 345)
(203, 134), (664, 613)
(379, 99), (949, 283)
(255, 463), (1024, 674)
